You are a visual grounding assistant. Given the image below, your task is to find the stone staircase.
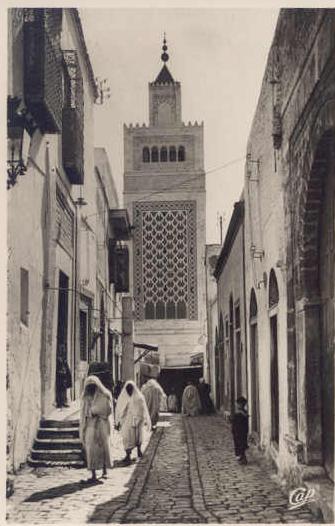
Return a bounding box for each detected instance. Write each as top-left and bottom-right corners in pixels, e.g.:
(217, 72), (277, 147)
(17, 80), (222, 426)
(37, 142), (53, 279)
(28, 419), (85, 468)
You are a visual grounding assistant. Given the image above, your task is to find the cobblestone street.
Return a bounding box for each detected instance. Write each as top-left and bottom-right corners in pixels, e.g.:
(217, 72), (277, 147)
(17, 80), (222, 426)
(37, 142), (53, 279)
(7, 415), (321, 523)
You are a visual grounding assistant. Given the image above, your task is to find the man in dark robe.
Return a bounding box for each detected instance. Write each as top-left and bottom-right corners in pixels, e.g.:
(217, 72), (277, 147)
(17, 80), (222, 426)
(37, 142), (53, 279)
(231, 396), (249, 464)
(197, 377), (215, 414)
(56, 347), (72, 408)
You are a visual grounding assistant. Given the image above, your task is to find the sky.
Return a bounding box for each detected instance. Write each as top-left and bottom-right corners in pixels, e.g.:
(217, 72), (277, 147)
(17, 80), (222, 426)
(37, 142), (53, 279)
(80, 8), (279, 243)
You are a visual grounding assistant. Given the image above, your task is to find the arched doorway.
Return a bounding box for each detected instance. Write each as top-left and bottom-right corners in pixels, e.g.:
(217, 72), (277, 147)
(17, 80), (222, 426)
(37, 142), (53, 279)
(214, 327), (220, 409)
(319, 132), (334, 480)
(219, 313), (225, 409)
(299, 130), (334, 480)
(229, 296), (235, 414)
(100, 294), (105, 362)
(250, 288), (260, 434)
(269, 269), (279, 446)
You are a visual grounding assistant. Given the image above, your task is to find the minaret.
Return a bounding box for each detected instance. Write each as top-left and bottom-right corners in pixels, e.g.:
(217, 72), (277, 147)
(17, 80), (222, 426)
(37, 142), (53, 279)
(124, 37), (206, 393)
(149, 35), (182, 126)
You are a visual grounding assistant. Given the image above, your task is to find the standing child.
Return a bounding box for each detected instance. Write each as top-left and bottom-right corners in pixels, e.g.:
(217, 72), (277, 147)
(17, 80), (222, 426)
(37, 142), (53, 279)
(231, 396), (249, 464)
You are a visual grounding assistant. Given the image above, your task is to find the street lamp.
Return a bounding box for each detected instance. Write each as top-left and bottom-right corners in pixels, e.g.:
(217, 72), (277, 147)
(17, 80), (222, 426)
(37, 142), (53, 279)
(7, 97), (31, 190)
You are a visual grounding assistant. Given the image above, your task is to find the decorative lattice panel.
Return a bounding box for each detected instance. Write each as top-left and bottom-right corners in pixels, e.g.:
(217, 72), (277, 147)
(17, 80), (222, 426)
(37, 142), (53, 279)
(133, 201), (198, 320)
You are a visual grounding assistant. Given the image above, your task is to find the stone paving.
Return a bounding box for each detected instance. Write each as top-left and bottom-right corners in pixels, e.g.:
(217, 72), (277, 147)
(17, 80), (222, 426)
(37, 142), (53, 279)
(6, 414), (322, 523)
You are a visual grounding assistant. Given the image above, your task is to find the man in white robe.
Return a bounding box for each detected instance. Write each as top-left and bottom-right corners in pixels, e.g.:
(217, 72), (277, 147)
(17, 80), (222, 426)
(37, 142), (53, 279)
(115, 381), (151, 464)
(141, 378), (167, 430)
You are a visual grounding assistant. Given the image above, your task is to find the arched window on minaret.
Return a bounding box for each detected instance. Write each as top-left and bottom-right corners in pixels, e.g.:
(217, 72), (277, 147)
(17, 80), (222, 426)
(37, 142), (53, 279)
(143, 147), (150, 163)
(169, 146), (176, 162)
(151, 146), (159, 162)
(178, 146), (185, 162)
(160, 146), (168, 162)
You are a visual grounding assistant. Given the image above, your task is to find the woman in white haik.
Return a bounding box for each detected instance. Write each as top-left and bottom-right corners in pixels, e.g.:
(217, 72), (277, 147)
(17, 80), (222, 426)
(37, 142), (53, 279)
(115, 380), (151, 465)
(80, 375), (113, 482)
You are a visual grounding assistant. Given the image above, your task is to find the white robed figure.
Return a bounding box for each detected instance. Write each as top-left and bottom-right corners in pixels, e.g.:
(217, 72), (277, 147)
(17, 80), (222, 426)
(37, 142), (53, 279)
(114, 380), (151, 464)
(80, 375), (113, 482)
(141, 379), (167, 430)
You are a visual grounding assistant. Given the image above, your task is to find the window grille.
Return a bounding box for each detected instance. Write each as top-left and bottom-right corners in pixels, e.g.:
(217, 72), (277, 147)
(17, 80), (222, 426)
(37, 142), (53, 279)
(20, 268), (29, 326)
(133, 201), (198, 320)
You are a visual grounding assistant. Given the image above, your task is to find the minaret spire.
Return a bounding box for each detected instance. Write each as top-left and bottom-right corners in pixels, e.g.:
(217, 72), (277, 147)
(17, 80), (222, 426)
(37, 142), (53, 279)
(161, 33), (169, 63)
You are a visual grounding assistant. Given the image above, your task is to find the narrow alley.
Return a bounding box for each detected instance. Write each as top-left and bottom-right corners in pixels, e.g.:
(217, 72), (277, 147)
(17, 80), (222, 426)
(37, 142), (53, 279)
(7, 415), (320, 524)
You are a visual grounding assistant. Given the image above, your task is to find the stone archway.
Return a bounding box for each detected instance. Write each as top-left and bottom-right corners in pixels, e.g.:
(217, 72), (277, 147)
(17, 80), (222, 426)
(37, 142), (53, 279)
(249, 288), (260, 434)
(296, 128), (335, 479)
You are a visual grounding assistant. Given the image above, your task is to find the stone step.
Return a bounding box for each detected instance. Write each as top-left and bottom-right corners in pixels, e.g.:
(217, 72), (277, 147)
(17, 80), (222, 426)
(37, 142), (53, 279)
(37, 428), (79, 440)
(40, 419), (80, 429)
(27, 457), (85, 468)
(31, 449), (84, 462)
(33, 438), (82, 450)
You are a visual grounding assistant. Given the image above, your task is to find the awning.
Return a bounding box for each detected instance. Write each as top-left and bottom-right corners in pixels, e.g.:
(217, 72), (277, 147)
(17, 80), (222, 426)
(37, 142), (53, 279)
(161, 365), (203, 370)
(190, 352), (204, 365)
(133, 342), (159, 364)
(133, 342), (159, 352)
(109, 209), (132, 240)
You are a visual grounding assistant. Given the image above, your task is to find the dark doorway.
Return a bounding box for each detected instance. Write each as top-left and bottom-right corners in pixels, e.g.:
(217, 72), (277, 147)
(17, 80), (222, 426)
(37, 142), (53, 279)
(319, 132), (334, 481)
(108, 331), (114, 378)
(160, 367), (203, 411)
(56, 271), (70, 404)
(270, 315), (279, 445)
(229, 296), (235, 414)
(250, 289), (260, 434)
(100, 295), (105, 362)
(250, 322), (260, 433)
(234, 303), (242, 398)
(56, 271), (69, 360)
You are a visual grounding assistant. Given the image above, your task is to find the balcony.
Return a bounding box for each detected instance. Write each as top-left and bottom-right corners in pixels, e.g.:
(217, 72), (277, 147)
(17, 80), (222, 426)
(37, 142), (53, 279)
(109, 243), (129, 293)
(23, 9), (63, 133)
(109, 209), (132, 241)
(62, 50), (84, 184)
(62, 107), (84, 184)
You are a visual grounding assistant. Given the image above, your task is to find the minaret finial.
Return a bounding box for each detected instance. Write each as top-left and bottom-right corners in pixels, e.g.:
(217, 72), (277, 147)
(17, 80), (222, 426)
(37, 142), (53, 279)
(161, 33), (169, 63)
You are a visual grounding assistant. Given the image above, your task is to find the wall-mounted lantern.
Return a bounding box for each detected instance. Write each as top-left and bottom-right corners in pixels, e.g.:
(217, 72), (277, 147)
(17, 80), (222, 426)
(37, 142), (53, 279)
(7, 97), (31, 190)
(250, 243), (265, 260)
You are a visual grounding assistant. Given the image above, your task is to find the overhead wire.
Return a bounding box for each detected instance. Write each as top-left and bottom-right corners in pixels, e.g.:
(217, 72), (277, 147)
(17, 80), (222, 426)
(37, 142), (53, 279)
(82, 155), (245, 222)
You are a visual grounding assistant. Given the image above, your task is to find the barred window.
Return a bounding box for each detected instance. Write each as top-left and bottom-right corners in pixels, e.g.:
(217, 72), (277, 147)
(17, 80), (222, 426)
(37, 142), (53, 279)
(169, 146), (176, 162)
(160, 146), (168, 162)
(151, 146), (158, 162)
(143, 147), (150, 163)
(178, 146), (185, 162)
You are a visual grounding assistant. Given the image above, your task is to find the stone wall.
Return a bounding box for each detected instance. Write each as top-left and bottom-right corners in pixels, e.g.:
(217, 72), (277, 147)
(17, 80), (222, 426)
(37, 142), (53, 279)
(242, 8), (335, 484)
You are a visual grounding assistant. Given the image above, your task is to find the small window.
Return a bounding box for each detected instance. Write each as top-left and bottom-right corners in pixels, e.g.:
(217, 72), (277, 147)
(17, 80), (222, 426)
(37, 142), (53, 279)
(160, 147), (168, 162)
(143, 147), (150, 163)
(156, 301), (165, 319)
(169, 146), (176, 162)
(177, 300), (186, 319)
(145, 302), (155, 319)
(151, 147), (158, 162)
(166, 301), (176, 319)
(20, 268), (29, 326)
(178, 146), (185, 162)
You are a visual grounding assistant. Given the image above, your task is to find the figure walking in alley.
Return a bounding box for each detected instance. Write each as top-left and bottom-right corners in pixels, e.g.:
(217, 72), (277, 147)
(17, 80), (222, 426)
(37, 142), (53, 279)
(198, 377), (215, 415)
(181, 381), (201, 416)
(115, 380), (151, 465)
(80, 375), (113, 482)
(55, 346), (72, 408)
(141, 378), (167, 430)
(167, 388), (179, 413)
(231, 396), (249, 464)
